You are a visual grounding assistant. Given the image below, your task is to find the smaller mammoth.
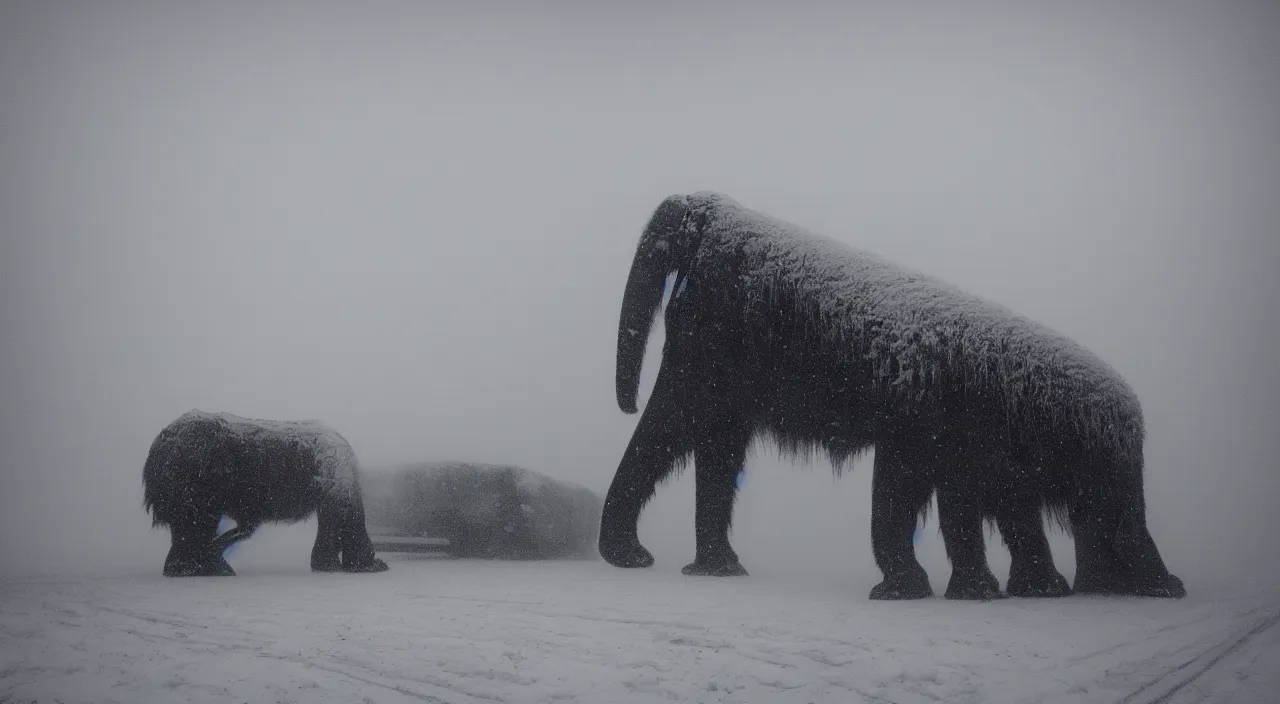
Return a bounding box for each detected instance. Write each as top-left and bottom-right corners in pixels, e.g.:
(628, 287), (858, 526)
(142, 409), (389, 577)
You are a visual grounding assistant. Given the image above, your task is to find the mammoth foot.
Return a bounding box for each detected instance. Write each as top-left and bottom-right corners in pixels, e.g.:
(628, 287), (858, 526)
(1154, 574), (1187, 599)
(870, 567), (934, 600)
(682, 559), (749, 577)
(312, 555), (390, 574)
(1074, 569), (1186, 599)
(342, 557), (390, 574)
(599, 535), (655, 569)
(164, 554), (236, 578)
(945, 569), (1005, 601)
(1007, 565), (1072, 598)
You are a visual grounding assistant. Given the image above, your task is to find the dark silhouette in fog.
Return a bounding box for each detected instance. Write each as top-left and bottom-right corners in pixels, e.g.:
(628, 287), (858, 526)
(599, 192), (1184, 600)
(143, 410), (389, 576)
(363, 462), (601, 560)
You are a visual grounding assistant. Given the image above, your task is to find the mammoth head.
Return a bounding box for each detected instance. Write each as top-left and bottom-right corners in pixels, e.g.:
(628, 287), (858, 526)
(615, 195), (694, 414)
(642, 194), (691, 243)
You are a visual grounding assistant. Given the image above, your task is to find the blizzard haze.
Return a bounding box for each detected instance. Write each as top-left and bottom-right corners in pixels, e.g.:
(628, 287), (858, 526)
(1, 1), (1277, 597)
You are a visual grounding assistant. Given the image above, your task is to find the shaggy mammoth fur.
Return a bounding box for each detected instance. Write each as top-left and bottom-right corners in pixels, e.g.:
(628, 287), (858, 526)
(142, 410), (389, 577)
(362, 462), (603, 560)
(599, 191), (1184, 600)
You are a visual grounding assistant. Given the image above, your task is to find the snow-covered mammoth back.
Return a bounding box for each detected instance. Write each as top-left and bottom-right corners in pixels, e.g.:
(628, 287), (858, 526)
(142, 409), (388, 577)
(654, 190), (1144, 460)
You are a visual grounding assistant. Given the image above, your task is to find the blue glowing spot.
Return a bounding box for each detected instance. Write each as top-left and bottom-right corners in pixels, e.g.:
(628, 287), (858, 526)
(734, 468), (746, 489)
(661, 272), (678, 304)
(217, 516), (240, 557)
(912, 522), (923, 545)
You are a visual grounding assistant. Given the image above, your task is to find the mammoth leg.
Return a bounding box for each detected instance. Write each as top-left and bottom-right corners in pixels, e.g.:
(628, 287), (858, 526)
(1110, 515), (1184, 598)
(1071, 468), (1184, 598)
(997, 502), (1071, 598)
(869, 435), (935, 600)
(337, 489), (389, 573)
(164, 510), (234, 578)
(1071, 511), (1131, 596)
(682, 422), (753, 577)
(935, 445), (1003, 601)
(311, 501), (342, 572)
(936, 484), (1002, 600)
(599, 365), (698, 569)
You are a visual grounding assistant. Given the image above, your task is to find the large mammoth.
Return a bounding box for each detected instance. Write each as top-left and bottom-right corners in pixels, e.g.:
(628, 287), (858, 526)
(598, 191), (1184, 600)
(142, 409), (389, 577)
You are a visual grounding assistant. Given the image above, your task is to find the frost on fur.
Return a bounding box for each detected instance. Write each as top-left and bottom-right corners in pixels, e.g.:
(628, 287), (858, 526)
(143, 410), (360, 526)
(666, 191), (1144, 463)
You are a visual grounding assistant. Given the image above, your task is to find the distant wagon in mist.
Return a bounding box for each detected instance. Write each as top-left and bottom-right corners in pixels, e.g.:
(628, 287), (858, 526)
(362, 462), (603, 561)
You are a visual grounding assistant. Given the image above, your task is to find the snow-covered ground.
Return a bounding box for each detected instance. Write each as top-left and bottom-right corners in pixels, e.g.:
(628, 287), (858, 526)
(2, 555), (1277, 704)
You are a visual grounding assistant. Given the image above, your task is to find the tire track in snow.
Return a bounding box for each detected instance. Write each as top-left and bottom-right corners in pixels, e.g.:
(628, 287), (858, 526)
(1119, 605), (1280, 704)
(1066, 601), (1272, 669)
(277, 659), (453, 704)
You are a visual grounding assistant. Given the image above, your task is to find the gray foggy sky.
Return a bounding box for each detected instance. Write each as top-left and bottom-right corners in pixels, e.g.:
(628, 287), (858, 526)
(1, 2), (1277, 592)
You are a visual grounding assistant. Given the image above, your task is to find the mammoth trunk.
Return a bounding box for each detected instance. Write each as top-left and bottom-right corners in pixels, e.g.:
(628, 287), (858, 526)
(615, 195), (690, 414)
(615, 256), (670, 414)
